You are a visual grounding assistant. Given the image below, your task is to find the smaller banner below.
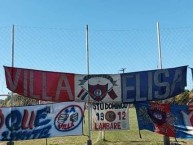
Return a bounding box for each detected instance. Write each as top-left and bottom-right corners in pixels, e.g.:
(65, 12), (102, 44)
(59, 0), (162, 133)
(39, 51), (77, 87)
(75, 74), (122, 102)
(92, 103), (129, 131)
(135, 102), (193, 139)
(135, 102), (175, 137)
(122, 66), (187, 103)
(0, 102), (85, 141)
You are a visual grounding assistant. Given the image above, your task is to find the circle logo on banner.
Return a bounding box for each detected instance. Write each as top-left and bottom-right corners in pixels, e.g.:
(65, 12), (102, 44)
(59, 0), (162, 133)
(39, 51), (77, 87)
(77, 75), (119, 102)
(54, 105), (83, 132)
(105, 111), (116, 122)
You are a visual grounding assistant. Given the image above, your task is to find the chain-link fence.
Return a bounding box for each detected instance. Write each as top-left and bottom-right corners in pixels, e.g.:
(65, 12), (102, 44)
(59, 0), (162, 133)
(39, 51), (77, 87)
(0, 25), (193, 144)
(1, 25), (193, 97)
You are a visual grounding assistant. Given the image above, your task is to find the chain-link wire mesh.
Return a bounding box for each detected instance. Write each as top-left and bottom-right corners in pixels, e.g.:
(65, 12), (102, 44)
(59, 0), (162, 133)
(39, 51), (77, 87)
(1, 25), (193, 101)
(0, 26), (12, 97)
(0, 25), (193, 144)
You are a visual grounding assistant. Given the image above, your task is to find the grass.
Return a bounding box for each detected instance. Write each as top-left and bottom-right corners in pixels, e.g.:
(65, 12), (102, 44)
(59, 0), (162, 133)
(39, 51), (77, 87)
(0, 108), (192, 145)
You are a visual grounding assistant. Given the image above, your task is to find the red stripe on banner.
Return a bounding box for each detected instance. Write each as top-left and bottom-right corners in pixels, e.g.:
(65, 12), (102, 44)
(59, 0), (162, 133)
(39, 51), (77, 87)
(29, 111), (35, 129)
(77, 89), (85, 98)
(4, 66), (75, 102)
(22, 110), (29, 129)
(188, 105), (193, 126)
(108, 89), (118, 100)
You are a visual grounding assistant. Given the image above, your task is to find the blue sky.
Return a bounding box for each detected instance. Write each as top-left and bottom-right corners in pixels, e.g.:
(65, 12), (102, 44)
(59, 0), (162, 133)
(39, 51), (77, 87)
(1, 0), (193, 29)
(1, 0), (193, 97)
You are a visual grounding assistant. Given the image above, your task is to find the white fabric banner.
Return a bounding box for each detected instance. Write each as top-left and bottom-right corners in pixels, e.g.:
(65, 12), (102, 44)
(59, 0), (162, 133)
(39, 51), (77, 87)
(92, 103), (129, 131)
(75, 74), (121, 102)
(0, 102), (85, 141)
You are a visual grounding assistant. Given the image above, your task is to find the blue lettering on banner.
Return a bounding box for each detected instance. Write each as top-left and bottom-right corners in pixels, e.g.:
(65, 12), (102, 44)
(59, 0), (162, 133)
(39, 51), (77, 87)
(1, 125), (51, 141)
(6, 110), (22, 131)
(0, 106), (52, 141)
(121, 66), (187, 103)
(34, 107), (51, 127)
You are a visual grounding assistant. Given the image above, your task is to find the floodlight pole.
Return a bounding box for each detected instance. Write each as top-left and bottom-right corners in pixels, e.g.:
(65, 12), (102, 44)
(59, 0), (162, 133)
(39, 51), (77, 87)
(157, 22), (170, 145)
(86, 25), (92, 145)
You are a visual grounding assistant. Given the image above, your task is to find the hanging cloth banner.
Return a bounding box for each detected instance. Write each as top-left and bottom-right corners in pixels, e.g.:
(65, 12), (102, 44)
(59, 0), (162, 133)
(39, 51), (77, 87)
(4, 66), (75, 102)
(92, 103), (129, 131)
(4, 66), (187, 103)
(75, 74), (122, 102)
(135, 102), (193, 139)
(135, 102), (175, 137)
(122, 66), (187, 103)
(0, 102), (85, 141)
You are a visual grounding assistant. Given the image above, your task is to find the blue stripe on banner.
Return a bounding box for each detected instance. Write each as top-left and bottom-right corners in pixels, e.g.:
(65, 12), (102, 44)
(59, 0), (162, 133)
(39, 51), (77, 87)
(122, 66), (187, 103)
(81, 92), (88, 100)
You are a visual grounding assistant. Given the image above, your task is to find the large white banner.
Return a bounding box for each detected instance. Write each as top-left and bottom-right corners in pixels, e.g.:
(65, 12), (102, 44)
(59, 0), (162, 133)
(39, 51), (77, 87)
(0, 102), (85, 141)
(92, 103), (129, 131)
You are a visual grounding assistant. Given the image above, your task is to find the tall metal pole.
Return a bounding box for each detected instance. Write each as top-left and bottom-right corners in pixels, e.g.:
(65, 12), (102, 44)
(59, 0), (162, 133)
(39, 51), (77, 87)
(11, 24), (14, 107)
(157, 22), (170, 145)
(86, 25), (92, 145)
(157, 22), (162, 69)
(7, 25), (15, 145)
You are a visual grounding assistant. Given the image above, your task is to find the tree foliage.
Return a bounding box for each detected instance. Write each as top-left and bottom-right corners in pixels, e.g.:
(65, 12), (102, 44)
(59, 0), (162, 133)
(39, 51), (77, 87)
(0, 94), (38, 107)
(0, 90), (193, 107)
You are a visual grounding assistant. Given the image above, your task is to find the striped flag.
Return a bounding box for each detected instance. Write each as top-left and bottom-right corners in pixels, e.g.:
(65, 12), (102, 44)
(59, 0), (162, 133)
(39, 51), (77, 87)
(77, 87), (88, 100)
